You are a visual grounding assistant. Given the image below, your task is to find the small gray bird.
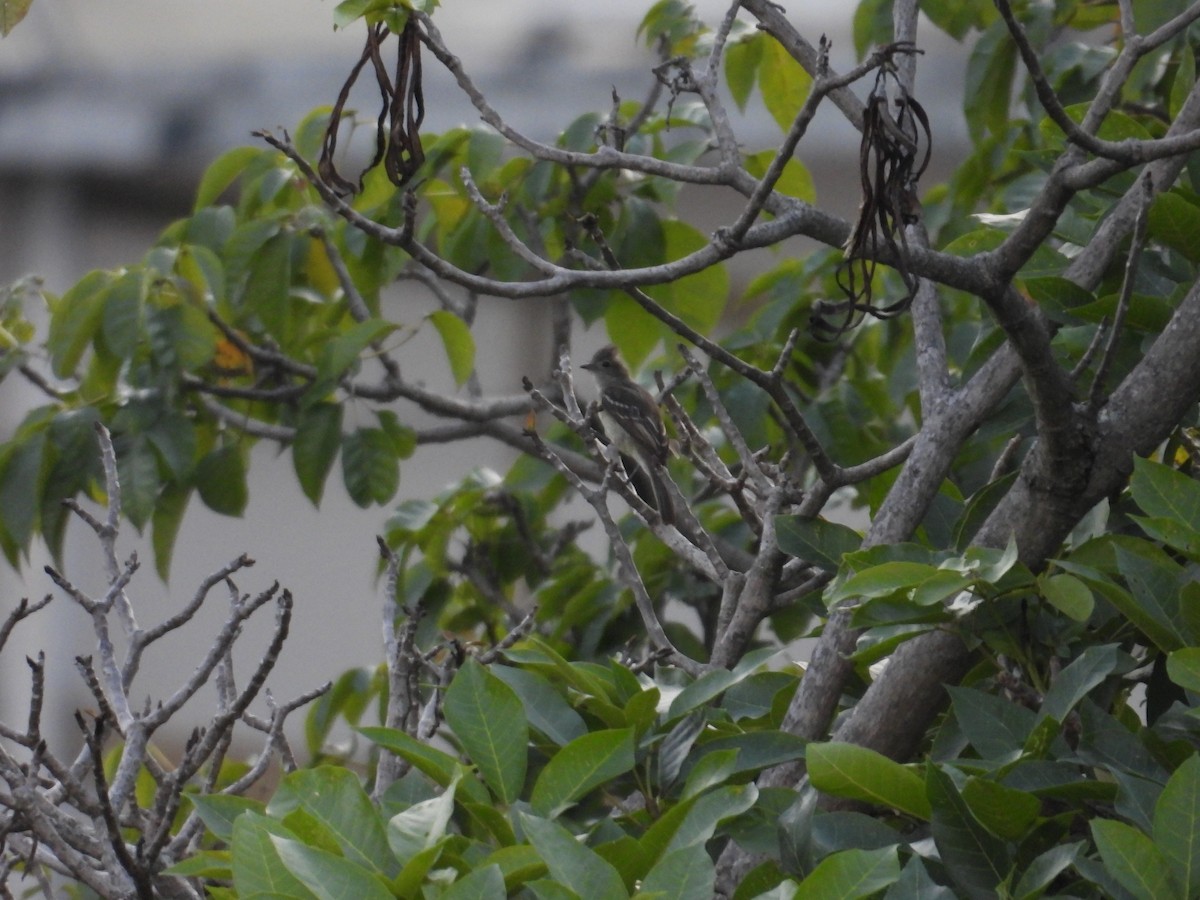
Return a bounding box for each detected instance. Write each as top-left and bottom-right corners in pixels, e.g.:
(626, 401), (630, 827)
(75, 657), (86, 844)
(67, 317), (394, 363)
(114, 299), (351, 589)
(581, 345), (674, 525)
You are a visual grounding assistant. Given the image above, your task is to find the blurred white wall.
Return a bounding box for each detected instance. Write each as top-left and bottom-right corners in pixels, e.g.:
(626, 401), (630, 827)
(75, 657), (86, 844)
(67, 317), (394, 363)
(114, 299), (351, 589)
(0, 0), (970, 757)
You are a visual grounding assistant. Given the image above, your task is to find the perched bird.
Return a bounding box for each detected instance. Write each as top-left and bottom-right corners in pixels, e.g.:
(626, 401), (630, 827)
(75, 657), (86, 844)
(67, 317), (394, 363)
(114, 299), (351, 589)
(581, 345), (675, 525)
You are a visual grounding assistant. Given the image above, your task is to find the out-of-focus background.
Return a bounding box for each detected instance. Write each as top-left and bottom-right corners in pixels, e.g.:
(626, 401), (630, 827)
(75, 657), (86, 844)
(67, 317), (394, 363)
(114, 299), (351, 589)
(0, 0), (971, 755)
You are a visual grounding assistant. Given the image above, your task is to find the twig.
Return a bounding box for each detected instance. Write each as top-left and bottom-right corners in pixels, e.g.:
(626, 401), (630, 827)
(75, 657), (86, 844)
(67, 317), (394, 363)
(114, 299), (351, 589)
(1089, 173), (1154, 410)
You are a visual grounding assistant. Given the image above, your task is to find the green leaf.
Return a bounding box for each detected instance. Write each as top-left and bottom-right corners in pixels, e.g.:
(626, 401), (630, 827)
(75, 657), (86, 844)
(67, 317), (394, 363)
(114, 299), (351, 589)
(489, 665), (587, 747)
(118, 435), (163, 530)
(194, 445), (248, 517)
(1171, 40), (1196, 120)
(1167, 648), (1200, 693)
(1012, 842), (1084, 900)
(1039, 644), (1120, 724)
(441, 864), (507, 900)
(1130, 457), (1200, 529)
(520, 813), (628, 899)
(242, 232), (293, 341)
(758, 34), (812, 132)
(795, 846), (900, 899)
(806, 742), (931, 820)
(163, 849), (233, 880)
(429, 309), (476, 387)
(269, 767), (398, 878)
(341, 427), (399, 507)
(640, 219), (729, 344)
(964, 21), (1017, 140)
(47, 270), (112, 378)
(959, 778), (1040, 841)
(312, 318), (399, 400)
(100, 272), (143, 359)
(357, 727), (491, 806)
(1113, 542), (1190, 651)
(927, 765), (1011, 899)
(292, 403), (343, 506)
(189, 794), (264, 843)
(444, 659), (528, 806)
(151, 475), (191, 580)
(195, 146), (263, 210)
(0, 428), (48, 549)
(827, 562), (941, 603)
(640, 784), (758, 862)
(270, 836), (395, 900)
(639, 844), (716, 900)
(231, 813), (315, 899)
(387, 776), (456, 862)
(775, 516), (862, 571)
(1148, 191), (1200, 262)
(531, 728), (635, 818)
(1040, 572), (1094, 622)
(1092, 818), (1180, 900)
(725, 34), (763, 111)
(1155, 755), (1200, 897)
(852, 0), (893, 59)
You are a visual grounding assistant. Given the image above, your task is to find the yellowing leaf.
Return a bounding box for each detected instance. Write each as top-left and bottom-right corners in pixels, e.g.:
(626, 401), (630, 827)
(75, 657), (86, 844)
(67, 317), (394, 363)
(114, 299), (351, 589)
(1, 0), (35, 38)
(758, 36), (813, 133)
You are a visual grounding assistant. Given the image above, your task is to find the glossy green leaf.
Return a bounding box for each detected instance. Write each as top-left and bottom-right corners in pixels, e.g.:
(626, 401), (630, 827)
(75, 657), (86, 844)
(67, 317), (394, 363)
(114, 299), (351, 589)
(807, 742), (930, 820)
(520, 813), (628, 899)
(960, 778), (1040, 841)
(927, 765), (1011, 898)
(194, 445), (248, 517)
(795, 846), (900, 899)
(231, 813), (315, 899)
(725, 34), (763, 111)
(429, 309), (476, 387)
(387, 777), (456, 862)
(640, 784), (758, 863)
(1130, 457), (1200, 530)
(100, 272), (143, 360)
(964, 21), (1017, 140)
(341, 427), (399, 507)
(358, 727), (490, 807)
(489, 665), (587, 747)
(1092, 818), (1180, 900)
(1012, 842), (1084, 900)
(1167, 648), (1200, 693)
(292, 403), (343, 506)
(189, 794), (264, 843)
(827, 562), (941, 603)
(195, 146), (263, 211)
(1040, 572), (1094, 621)
(638, 844), (715, 900)
(444, 659), (528, 806)
(271, 835), (394, 900)
(242, 232), (293, 341)
(313, 318), (399, 398)
(117, 434), (163, 530)
(441, 864), (507, 900)
(531, 728), (635, 818)
(1155, 755), (1200, 897)
(776, 516), (862, 571)
(270, 767), (398, 878)
(1113, 542), (1190, 651)
(47, 270), (112, 378)
(1039, 644), (1120, 724)
(1148, 192), (1200, 262)
(0, 428), (48, 549)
